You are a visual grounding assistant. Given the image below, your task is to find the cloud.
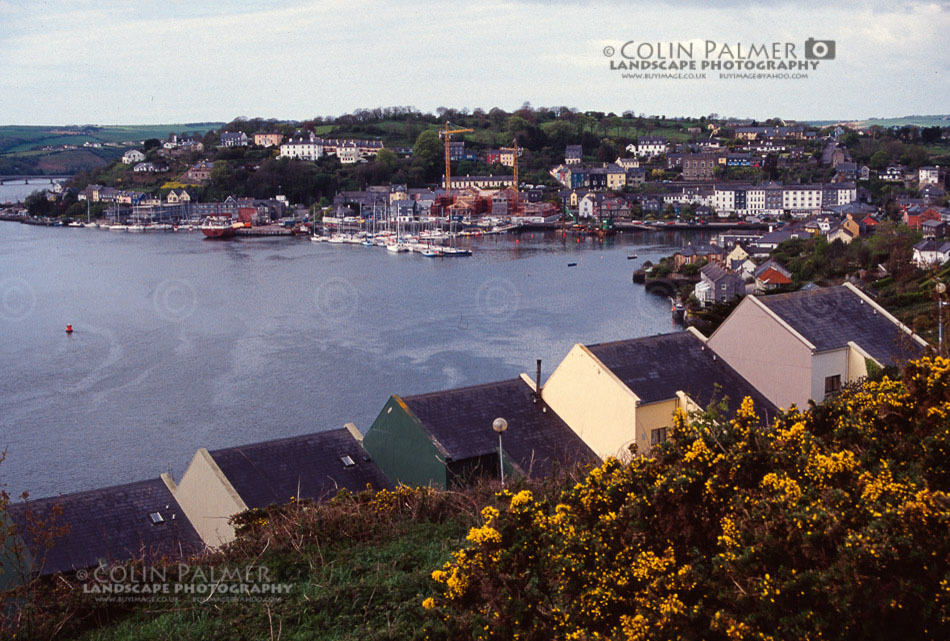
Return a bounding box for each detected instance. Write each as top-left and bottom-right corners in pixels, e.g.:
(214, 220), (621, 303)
(0, 0), (946, 123)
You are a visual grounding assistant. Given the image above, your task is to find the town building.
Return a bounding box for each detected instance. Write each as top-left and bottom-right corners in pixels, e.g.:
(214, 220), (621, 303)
(122, 149), (145, 164)
(280, 136), (324, 161)
(682, 153), (719, 181)
(184, 160), (214, 183)
(220, 131), (249, 147)
(919, 166), (943, 186)
(912, 238), (950, 267)
(706, 284), (927, 410)
(565, 145), (583, 164)
(253, 132), (284, 147)
(628, 136), (668, 158)
(443, 175), (514, 189)
(694, 262), (745, 306)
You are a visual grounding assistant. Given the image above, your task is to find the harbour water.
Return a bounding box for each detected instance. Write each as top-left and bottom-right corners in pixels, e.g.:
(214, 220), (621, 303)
(0, 223), (707, 497)
(0, 177), (69, 204)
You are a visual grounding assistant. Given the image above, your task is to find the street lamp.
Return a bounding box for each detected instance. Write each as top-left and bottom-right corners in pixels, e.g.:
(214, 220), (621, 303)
(492, 417), (508, 485)
(937, 282), (947, 355)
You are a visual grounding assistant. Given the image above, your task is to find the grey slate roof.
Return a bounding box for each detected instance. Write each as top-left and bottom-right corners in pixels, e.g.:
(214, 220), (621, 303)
(209, 428), (392, 510)
(402, 378), (598, 477)
(757, 285), (925, 364)
(586, 332), (777, 418)
(6, 479), (203, 576)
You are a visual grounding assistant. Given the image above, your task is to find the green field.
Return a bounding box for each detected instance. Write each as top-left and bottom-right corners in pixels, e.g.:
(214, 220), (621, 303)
(807, 115), (950, 129)
(0, 123), (224, 154)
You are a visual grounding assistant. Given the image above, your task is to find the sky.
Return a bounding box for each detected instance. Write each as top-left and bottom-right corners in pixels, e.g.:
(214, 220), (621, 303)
(0, 0), (947, 124)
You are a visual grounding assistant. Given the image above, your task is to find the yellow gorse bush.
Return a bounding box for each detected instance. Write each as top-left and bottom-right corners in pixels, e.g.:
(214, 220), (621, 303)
(424, 357), (950, 641)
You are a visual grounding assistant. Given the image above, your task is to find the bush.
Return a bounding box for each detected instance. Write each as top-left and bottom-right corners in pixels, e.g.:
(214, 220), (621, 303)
(424, 357), (950, 640)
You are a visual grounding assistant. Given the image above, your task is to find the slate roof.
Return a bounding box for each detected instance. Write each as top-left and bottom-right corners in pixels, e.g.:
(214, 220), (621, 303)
(209, 428), (392, 510)
(586, 332), (777, 418)
(402, 378), (598, 477)
(757, 285), (926, 365)
(6, 479), (204, 576)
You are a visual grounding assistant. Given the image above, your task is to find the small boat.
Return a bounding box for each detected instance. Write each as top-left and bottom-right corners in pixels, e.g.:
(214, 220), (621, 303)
(421, 248), (444, 258)
(327, 234), (347, 244)
(67, 221), (83, 227)
(627, 254), (638, 260)
(386, 242), (409, 253)
(109, 224), (129, 232)
(127, 224), (145, 233)
(567, 262), (578, 267)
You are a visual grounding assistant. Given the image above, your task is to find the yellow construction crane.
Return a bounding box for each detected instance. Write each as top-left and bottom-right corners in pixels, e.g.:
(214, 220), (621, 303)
(439, 123), (474, 191)
(500, 137), (521, 201)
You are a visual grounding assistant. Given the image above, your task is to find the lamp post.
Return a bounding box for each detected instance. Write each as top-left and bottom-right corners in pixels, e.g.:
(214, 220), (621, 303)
(937, 282), (946, 356)
(492, 417), (508, 485)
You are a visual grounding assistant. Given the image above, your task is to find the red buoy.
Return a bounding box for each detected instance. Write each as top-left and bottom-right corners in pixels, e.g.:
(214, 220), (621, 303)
(65, 324), (73, 334)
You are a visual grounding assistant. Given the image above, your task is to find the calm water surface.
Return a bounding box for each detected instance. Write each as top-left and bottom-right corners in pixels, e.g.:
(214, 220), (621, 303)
(0, 223), (707, 497)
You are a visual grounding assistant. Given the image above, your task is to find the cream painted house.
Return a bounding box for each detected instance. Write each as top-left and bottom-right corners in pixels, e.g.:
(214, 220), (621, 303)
(706, 283), (927, 410)
(165, 427), (390, 547)
(540, 329), (776, 460)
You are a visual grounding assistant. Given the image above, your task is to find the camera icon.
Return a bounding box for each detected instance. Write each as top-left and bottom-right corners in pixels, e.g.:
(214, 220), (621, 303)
(804, 38), (835, 60)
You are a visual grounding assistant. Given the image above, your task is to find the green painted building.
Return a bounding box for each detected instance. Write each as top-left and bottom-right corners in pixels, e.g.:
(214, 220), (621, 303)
(362, 378), (598, 489)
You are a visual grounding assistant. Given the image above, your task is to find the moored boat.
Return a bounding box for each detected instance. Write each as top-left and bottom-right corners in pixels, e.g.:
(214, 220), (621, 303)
(200, 216), (237, 239)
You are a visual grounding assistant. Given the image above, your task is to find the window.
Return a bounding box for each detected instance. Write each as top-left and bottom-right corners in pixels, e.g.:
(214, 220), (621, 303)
(650, 427), (668, 446)
(340, 455), (356, 468)
(824, 374), (842, 396)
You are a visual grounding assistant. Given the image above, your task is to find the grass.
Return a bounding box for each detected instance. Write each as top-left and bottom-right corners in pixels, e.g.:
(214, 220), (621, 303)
(73, 519), (464, 641)
(0, 125), (222, 155)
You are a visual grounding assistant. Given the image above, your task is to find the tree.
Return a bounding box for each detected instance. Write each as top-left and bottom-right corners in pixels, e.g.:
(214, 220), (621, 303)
(24, 191), (52, 217)
(869, 150), (889, 171)
(412, 130), (443, 182)
(143, 138), (160, 152)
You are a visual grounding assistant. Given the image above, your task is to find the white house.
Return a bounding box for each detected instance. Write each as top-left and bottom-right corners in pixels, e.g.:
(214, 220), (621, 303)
(122, 149), (146, 164)
(279, 137), (324, 161)
(626, 136), (668, 158)
(919, 166), (941, 186)
(912, 239), (950, 267)
(336, 146), (362, 164)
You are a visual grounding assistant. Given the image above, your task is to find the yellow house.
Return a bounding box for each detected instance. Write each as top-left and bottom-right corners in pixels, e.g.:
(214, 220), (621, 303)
(842, 215), (861, 239)
(725, 244), (749, 268)
(606, 166), (627, 190)
(540, 329), (776, 460)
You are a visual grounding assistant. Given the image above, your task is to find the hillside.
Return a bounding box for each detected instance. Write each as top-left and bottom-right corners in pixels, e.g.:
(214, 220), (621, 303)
(0, 124), (223, 175)
(3, 356), (948, 640)
(808, 115), (950, 129)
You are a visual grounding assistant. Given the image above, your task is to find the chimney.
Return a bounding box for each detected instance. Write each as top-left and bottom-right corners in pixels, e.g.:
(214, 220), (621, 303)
(535, 359), (543, 402)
